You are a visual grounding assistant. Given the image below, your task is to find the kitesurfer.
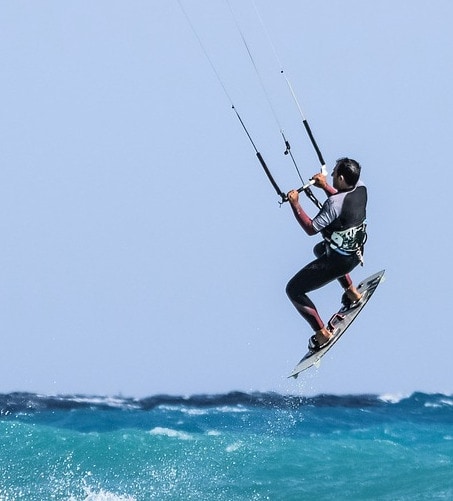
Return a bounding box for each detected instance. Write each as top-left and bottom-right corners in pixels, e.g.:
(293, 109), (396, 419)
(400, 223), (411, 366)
(286, 158), (367, 351)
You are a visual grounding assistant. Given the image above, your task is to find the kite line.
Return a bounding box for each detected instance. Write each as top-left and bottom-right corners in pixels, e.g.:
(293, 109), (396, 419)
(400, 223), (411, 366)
(177, 0), (327, 208)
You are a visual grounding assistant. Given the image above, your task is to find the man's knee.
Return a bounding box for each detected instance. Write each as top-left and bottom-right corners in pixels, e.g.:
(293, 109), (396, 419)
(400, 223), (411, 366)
(286, 278), (308, 301)
(285, 280), (295, 299)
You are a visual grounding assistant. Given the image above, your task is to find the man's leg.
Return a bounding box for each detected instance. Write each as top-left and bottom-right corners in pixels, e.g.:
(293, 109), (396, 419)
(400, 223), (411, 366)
(286, 253), (336, 345)
(286, 244), (361, 346)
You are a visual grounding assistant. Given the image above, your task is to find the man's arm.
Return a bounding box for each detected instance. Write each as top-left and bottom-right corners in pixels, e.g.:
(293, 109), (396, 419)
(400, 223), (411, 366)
(312, 173), (336, 196)
(287, 190), (317, 236)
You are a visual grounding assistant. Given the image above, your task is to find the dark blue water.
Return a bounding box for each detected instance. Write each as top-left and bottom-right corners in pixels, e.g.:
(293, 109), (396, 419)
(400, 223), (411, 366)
(0, 392), (452, 500)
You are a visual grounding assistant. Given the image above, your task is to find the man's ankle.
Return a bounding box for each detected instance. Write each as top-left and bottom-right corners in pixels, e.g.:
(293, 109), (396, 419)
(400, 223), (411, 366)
(315, 326), (332, 342)
(345, 285), (361, 302)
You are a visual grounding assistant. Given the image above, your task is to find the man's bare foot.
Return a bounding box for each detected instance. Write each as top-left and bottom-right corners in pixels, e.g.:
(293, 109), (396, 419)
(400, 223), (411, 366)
(342, 285), (362, 307)
(308, 326), (334, 350)
(316, 326), (333, 345)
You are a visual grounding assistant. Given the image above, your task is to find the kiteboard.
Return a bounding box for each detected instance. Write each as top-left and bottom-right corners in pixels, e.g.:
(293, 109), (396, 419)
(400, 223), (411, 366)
(289, 269), (385, 379)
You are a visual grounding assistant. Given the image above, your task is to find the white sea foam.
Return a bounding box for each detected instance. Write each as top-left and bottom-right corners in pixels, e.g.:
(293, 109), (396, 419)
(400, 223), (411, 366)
(149, 427), (193, 440)
(206, 430), (221, 436)
(179, 407), (209, 416)
(215, 405), (248, 413)
(226, 441), (243, 452)
(69, 486), (136, 501)
(54, 395), (140, 410)
(425, 397), (453, 408)
(158, 404), (208, 415)
(158, 404), (247, 415)
(157, 404), (181, 412)
(377, 393), (408, 404)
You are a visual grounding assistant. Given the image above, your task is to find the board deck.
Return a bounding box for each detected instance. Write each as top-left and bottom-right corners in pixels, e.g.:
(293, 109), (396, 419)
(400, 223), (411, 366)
(288, 269), (385, 379)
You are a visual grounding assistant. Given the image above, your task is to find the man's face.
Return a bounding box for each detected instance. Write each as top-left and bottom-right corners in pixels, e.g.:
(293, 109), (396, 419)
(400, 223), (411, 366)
(331, 164), (341, 190)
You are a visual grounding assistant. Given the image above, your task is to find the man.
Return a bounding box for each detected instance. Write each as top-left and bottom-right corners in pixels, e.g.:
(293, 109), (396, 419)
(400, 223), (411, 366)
(286, 157), (367, 351)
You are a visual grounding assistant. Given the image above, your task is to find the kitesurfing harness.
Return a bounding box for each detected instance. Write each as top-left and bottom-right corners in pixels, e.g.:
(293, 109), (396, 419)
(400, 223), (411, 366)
(328, 221), (367, 265)
(329, 222), (367, 254)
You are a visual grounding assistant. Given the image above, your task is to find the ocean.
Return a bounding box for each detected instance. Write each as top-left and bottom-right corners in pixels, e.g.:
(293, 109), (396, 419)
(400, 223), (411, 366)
(0, 391), (452, 500)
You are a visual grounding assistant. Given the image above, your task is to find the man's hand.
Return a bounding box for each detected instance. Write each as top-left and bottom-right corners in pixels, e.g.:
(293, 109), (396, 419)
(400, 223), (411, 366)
(311, 172), (327, 189)
(287, 189), (299, 205)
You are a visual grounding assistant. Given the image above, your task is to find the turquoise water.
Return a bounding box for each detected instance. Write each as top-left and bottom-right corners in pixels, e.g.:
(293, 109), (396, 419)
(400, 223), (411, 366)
(0, 392), (452, 500)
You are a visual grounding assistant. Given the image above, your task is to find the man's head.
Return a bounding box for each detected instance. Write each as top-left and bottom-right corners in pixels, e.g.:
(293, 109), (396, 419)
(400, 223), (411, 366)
(332, 158), (361, 189)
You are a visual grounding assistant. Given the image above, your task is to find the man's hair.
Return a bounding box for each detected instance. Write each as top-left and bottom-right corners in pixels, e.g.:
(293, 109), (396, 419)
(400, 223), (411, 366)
(336, 157), (361, 186)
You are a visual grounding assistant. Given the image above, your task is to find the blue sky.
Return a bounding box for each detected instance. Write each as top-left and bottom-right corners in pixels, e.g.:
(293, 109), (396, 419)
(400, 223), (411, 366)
(1, 1), (452, 398)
